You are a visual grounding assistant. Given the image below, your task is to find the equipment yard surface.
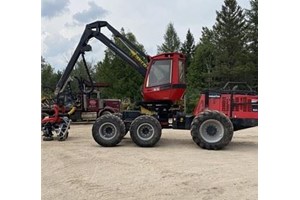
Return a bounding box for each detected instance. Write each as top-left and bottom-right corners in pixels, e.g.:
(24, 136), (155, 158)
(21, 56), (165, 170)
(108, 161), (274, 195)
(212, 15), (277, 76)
(42, 124), (257, 200)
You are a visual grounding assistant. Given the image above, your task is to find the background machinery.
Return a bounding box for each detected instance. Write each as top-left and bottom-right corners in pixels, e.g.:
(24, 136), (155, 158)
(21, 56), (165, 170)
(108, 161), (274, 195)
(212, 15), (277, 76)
(41, 95), (72, 141)
(70, 81), (121, 122)
(42, 78), (121, 122)
(53, 21), (258, 149)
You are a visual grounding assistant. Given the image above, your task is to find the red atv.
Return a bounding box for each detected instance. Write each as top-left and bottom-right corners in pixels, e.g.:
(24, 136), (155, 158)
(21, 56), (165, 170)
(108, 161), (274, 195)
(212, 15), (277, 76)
(41, 97), (71, 141)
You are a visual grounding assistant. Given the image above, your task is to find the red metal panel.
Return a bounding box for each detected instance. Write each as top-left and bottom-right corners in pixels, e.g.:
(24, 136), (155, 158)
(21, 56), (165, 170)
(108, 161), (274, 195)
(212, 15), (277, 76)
(193, 93), (258, 120)
(193, 94), (205, 116)
(104, 99), (121, 111)
(231, 95), (258, 119)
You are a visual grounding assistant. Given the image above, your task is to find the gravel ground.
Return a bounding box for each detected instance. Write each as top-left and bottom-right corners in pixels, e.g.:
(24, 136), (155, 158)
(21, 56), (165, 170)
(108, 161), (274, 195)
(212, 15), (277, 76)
(42, 124), (257, 200)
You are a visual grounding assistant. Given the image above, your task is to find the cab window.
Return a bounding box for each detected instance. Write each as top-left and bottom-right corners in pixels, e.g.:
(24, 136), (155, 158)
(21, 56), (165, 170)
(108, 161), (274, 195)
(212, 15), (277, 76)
(178, 60), (185, 83)
(147, 60), (172, 87)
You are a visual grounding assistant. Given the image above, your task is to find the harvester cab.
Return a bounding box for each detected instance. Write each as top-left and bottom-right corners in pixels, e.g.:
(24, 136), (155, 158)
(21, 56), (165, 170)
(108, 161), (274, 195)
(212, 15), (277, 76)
(143, 53), (186, 103)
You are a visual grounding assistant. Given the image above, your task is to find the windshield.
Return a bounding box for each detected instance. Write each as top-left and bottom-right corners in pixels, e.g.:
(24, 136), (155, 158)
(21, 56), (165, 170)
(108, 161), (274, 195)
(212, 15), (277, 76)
(146, 60), (171, 87)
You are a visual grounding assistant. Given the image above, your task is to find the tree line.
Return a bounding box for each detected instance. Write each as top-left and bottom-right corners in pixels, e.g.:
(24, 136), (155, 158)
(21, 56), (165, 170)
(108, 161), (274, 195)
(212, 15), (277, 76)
(42, 0), (258, 113)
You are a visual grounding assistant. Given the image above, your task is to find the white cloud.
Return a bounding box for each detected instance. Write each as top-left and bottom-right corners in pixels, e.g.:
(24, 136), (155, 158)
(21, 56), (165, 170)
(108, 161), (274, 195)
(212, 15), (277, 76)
(42, 32), (81, 70)
(73, 1), (108, 24)
(43, 33), (73, 57)
(41, 0), (70, 19)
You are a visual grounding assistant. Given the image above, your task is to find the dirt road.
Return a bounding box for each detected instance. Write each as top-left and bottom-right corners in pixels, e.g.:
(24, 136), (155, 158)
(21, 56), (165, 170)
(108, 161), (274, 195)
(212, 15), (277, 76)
(42, 124), (257, 200)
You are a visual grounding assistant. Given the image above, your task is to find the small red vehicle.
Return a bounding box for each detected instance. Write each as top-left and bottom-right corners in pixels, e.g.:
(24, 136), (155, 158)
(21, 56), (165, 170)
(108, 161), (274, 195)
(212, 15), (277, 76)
(41, 97), (72, 141)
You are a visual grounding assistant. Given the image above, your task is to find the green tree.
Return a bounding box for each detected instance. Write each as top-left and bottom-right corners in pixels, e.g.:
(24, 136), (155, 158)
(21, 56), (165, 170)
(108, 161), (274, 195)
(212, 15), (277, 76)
(186, 28), (217, 113)
(157, 23), (181, 53)
(41, 56), (61, 97)
(180, 29), (196, 73)
(245, 0), (258, 89)
(246, 0), (258, 55)
(212, 0), (250, 86)
(188, 28), (217, 90)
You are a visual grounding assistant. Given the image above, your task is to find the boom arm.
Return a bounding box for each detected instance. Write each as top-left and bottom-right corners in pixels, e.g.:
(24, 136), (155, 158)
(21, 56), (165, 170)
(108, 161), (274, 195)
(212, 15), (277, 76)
(54, 21), (148, 96)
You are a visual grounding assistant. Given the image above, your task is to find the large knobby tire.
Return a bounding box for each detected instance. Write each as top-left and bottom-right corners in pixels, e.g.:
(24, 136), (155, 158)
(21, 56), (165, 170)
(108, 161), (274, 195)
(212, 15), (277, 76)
(92, 114), (125, 147)
(191, 110), (233, 150)
(130, 115), (162, 147)
(113, 113), (128, 137)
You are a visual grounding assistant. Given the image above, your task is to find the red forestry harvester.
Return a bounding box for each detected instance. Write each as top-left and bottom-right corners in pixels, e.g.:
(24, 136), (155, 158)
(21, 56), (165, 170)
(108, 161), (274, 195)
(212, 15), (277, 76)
(49, 21), (258, 149)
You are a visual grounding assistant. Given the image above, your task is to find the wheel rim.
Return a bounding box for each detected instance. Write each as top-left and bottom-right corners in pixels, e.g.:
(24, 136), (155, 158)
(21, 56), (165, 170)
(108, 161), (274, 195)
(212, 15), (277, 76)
(136, 123), (154, 141)
(99, 122), (117, 140)
(199, 119), (224, 143)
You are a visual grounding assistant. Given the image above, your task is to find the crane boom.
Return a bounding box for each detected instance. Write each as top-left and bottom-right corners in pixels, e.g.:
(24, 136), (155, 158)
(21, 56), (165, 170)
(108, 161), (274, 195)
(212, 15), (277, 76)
(54, 21), (148, 96)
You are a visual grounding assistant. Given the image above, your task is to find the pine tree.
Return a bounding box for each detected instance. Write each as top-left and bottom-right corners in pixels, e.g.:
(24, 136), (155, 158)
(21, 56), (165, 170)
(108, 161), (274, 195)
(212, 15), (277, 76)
(212, 0), (249, 86)
(186, 28), (216, 113)
(246, 0), (258, 56)
(188, 28), (216, 90)
(245, 0), (258, 89)
(157, 23), (181, 53)
(180, 29), (196, 73)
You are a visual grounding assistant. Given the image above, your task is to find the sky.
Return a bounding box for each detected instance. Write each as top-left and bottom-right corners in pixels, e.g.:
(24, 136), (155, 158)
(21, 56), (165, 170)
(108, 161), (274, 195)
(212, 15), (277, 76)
(41, 0), (251, 71)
